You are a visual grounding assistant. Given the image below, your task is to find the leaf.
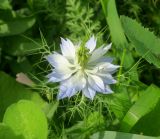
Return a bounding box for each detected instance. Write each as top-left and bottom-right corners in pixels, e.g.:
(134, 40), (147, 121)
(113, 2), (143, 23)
(3, 100), (48, 139)
(0, 123), (24, 139)
(0, 71), (47, 121)
(121, 16), (160, 68)
(0, 16), (35, 36)
(106, 89), (132, 120)
(27, 0), (48, 10)
(0, 0), (11, 10)
(3, 36), (42, 56)
(120, 85), (160, 132)
(100, 0), (134, 68)
(132, 95), (160, 136)
(66, 112), (105, 139)
(90, 131), (156, 139)
(43, 101), (59, 120)
(100, 0), (127, 48)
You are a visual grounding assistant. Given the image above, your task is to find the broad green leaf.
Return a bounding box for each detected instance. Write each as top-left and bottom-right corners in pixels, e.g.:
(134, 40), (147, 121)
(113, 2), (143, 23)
(0, 16), (35, 36)
(9, 58), (32, 74)
(121, 16), (160, 68)
(3, 100), (48, 139)
(90, 131), (156, 139)
(0, 0), (11, 10)
(120, 85), (160, 132)
(3, 36), (42, 56)
(132, 95), (160, 136)
(0, 123), (24, 139)
(0, 71), (46, 121)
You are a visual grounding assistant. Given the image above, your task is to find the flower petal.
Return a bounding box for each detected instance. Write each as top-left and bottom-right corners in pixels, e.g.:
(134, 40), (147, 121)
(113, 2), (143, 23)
(83, 86), (96, 100)
(99, 74), (117, 84)
(46, 52), (72, 68)
(85, 36), (97, 53)
(102, 85), (113, 94)
(97, 62), (120, 73)
(47, 70), (72, 82)
(60, 38), (76, 59)
(57, 71), (86, 99)
(57, 85), (70, 99)
(89, 43), (112, 63)
(63, 71), (86, 90)
(88, 74), (105, 92)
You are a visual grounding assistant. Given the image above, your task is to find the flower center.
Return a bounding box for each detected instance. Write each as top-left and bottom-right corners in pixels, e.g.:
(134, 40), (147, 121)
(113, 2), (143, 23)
(77, 45), (90, 69)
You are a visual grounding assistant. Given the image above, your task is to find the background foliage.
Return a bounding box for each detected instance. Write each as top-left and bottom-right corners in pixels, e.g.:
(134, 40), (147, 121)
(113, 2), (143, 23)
(0, 0), (160, 139)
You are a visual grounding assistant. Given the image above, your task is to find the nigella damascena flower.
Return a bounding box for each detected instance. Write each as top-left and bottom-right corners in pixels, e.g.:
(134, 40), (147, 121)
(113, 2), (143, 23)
(46, 36), (119, 100)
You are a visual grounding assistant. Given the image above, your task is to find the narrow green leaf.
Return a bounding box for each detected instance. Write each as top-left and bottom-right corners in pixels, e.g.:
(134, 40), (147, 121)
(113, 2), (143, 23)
(100, 0), (127, 47)
(120, 84), (160, 132)
(43, 101), (59, 120)
(90, 131), (156, 139)
(121, 16), (160, 68)
(0, 71), (47, 121)
(3, 100), (48, 139)
(100, 0), (134, 69)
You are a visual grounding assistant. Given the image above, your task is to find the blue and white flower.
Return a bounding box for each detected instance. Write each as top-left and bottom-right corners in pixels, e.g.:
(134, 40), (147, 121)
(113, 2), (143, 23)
(46, 36), (119, 100)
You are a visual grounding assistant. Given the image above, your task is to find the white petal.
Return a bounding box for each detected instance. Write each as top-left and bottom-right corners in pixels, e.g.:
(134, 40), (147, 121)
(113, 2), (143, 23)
(62, 71), (86, 91)
(83, 86), (96, 100)
(46, 52), (72, 68)
(99, 74), (117, 84)
(57, 71), (86, 99)
(58, 85), (76, 99)
(57, 85), (68, 99)
(47, 70), (72, 83)
(89, 43), (112, 63)
(85, 36), (97, 52)
(97, 62), (120, 73)
(102, 85), (113, 94)
(60, 38), (76, 59)
(88, 74), (105, 92)
(94, 57), (113, 63)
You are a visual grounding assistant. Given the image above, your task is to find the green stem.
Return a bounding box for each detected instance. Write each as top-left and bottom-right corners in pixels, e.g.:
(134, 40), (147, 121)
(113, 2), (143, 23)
(117, 48), (126, 83)
(78, 94), (85, 106)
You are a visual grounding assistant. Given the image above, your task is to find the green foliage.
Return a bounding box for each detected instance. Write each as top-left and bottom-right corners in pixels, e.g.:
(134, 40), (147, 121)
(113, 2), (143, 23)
(0, 0), (11, 10)
(106, 91), (132, 120)
(0, 0), (160, 139)
(0, 71), (47, 121)
(0, 123), (24, 139)
(90, 131), (157, 139)
(3, 36), (42, 56)
(101, 0), (127, 48)
(43, 101), (59, 120)
(66, 112), (105, 139)
(0, 16), (35, 37)
(66, 0), (100, 40)
(3, 100), (48, 139)
(101, 0), (134, 69)
(120, 85), (160, 133)
(121, 16), (160, 68)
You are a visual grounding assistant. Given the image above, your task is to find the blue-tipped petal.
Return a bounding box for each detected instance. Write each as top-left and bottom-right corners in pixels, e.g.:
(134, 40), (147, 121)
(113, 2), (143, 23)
(83, 86), (96, 100)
